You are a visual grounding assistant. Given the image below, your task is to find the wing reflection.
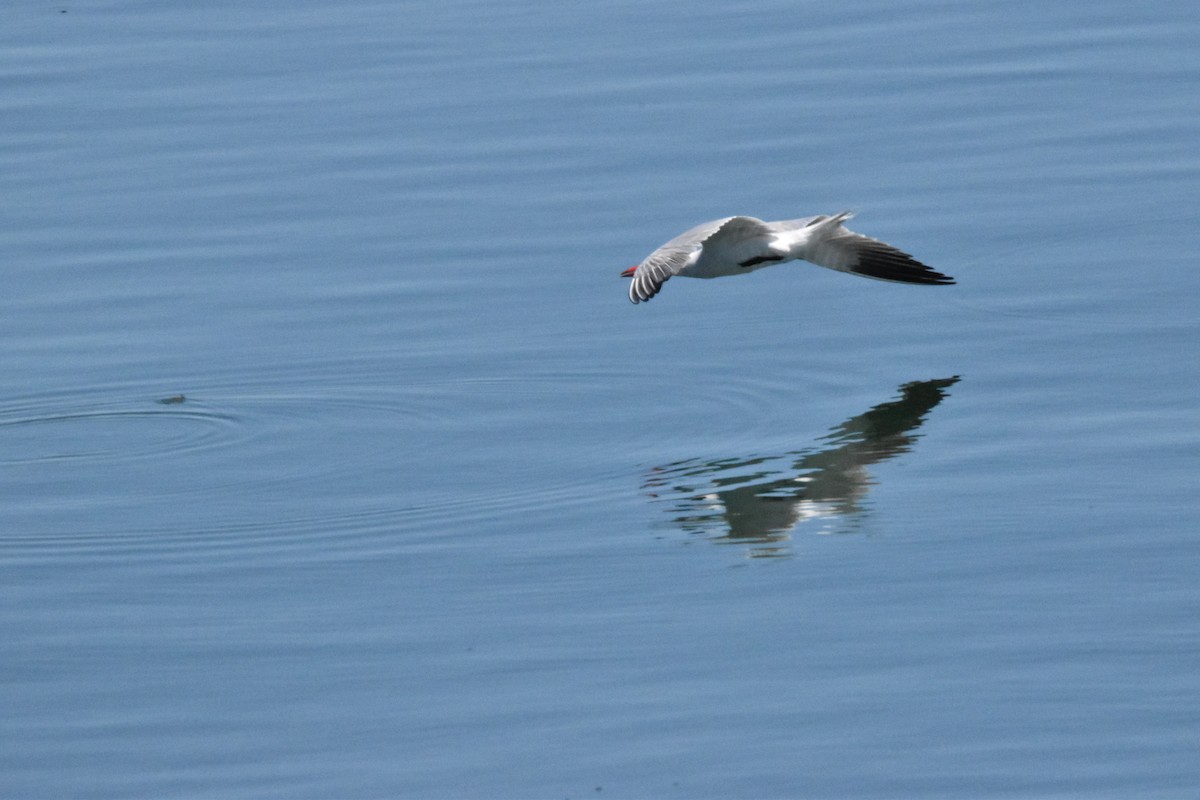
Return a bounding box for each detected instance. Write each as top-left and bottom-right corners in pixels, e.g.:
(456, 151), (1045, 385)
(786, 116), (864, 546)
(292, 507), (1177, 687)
(643, 377), (960, 557)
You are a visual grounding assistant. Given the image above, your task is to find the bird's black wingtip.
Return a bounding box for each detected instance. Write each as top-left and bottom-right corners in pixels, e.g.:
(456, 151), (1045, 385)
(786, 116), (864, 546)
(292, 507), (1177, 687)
(853, 242), (956, 286)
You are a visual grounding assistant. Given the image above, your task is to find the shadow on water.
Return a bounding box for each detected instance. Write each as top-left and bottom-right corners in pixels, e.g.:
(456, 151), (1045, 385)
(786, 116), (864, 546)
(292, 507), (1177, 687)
(642, 377), (961, 558)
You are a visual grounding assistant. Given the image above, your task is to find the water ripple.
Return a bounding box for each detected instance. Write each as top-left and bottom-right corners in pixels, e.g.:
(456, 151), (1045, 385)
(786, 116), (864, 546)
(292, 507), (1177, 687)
(0, 392), (238, 466)
(0, 379), (628, 566)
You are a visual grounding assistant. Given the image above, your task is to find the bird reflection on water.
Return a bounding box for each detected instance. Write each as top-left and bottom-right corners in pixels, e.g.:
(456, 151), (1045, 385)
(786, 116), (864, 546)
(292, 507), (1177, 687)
(642, 377), (960, 557)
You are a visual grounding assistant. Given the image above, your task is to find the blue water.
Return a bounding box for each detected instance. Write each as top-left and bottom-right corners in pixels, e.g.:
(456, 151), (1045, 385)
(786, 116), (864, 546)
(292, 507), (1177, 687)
(3, 1), (1198, 797)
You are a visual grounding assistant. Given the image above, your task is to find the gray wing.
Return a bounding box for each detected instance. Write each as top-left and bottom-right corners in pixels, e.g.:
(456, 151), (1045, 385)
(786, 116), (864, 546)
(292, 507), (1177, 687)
(768, 212), (955, 285)
(836, 238), (955, 285)
(628, 217), (730, 304)
(807, 232), (955, 285)
(628, 242), (700, 304)
(628, 216), (768, 303)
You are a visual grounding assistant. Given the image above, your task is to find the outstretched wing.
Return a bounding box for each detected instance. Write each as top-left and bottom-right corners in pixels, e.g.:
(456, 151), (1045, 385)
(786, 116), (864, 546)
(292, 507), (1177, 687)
(813, 233), (955, 284)
(628, 216), (773, 303)
(771, 211), (955, 285)
(628, 241), (701, 303)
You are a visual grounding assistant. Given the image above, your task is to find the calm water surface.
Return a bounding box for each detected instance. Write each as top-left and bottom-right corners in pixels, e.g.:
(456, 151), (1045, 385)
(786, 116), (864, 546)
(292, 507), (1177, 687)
(2, 1), (1198, 797)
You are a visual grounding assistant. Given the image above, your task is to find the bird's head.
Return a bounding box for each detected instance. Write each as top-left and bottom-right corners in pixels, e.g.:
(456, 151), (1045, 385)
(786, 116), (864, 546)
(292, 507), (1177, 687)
(620, 265), (638, 278)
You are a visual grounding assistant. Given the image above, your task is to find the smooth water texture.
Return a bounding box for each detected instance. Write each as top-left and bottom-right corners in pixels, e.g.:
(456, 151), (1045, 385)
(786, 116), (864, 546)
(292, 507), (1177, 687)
(2, 1), (1199, 797)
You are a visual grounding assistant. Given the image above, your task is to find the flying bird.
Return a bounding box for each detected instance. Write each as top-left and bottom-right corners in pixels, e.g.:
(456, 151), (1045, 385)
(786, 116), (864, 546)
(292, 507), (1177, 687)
(621, 211), (953, 303)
